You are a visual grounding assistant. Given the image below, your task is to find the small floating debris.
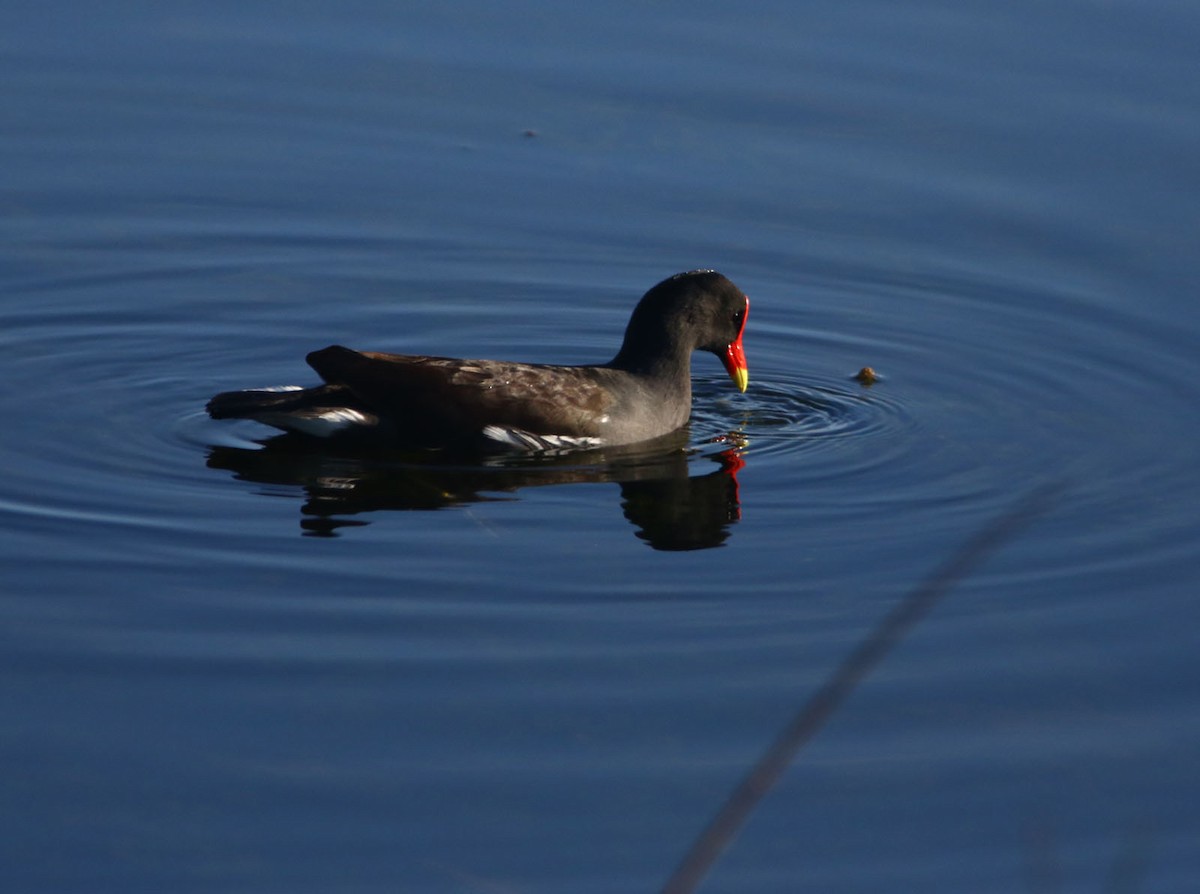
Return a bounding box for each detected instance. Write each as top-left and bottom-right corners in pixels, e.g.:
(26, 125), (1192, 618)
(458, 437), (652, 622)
(853, 366), (880, 386)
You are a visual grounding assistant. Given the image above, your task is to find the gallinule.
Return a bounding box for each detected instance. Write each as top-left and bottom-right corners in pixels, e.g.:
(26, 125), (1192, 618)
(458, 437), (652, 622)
(206, 269), (749, 450)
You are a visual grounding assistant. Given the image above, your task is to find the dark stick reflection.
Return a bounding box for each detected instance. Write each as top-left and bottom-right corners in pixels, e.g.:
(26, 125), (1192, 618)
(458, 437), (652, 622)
(661, 483), (1065, 893)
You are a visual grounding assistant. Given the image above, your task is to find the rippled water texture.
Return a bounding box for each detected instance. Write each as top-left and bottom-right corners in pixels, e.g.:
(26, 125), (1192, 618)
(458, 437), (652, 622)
(2, 2), (1199, 892)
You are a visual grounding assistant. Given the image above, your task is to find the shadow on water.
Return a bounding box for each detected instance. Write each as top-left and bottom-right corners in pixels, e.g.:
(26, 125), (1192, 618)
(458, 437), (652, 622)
(206, 429), (745, 550)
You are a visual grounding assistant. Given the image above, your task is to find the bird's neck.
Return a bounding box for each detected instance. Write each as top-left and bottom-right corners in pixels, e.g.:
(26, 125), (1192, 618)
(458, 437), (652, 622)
(610, 333), (692, 384)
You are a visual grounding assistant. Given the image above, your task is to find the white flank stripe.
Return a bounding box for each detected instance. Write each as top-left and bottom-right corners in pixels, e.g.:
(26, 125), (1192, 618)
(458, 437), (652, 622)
(481, 425), (604, 452)
(263, 407), (373, 438)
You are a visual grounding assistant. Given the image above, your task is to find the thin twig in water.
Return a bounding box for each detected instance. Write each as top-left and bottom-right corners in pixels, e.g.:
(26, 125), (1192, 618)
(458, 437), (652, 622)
(661, 482), (1065, 894)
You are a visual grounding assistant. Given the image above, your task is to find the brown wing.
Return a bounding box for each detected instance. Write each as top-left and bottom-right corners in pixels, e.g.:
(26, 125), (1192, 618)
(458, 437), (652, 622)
(306, 346), (616, 439)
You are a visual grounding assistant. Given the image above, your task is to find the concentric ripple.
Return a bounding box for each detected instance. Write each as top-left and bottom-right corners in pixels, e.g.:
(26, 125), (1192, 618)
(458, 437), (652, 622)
(3, 251), (1198, 585)
(692, 368), (912, 463)
(0, 276), (284, 543)
(686, 260), (1200, 587)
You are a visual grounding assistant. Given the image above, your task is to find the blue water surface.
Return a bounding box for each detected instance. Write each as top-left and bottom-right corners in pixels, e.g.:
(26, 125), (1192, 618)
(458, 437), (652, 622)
(2, 2), (1198, 892)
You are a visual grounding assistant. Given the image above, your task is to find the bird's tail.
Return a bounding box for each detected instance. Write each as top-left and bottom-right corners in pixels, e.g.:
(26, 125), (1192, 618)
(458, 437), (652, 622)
(206, 385), (379, 438)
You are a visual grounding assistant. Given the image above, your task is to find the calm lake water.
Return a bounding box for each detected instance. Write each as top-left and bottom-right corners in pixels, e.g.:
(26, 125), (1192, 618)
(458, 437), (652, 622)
(3, 2), (1198, 891)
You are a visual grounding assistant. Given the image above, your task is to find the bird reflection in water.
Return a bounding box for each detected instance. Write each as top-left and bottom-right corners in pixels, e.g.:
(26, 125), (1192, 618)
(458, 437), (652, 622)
(206, 428), (745, 550)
